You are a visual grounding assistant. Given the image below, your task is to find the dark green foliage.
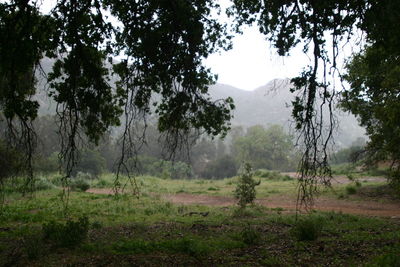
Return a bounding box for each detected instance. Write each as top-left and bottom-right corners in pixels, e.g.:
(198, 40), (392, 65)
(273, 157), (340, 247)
(0, 140), (22, 179)
(128, 156), (192, 179)
(34, 152), (59, 174)
(346, 185), (357, 195)
(233, 125), (298, 172)
(200, 155), (238, 179)
(24, 235), (43, 260)
(332, 141), (366, 165)
(113, 237), (211, 257)
(240, 224), (261, 245)
(343, 42), (400, 189)
(234, 163), (260, 208)
(292, 216), (324, 241)
(73, 149), (106, 177)
(42, 217), (89, 248)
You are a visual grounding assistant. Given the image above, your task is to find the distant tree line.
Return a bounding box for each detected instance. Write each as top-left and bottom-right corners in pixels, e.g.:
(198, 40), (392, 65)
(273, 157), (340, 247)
(13, 114), (299, 180)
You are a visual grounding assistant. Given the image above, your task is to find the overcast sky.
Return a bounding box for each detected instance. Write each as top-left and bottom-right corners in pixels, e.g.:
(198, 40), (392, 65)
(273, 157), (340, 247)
(205, 26), (311, 91)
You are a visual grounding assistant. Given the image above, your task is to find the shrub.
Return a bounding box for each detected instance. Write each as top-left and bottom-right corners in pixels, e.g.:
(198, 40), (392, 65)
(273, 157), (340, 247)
(346, 185), (357, 195)
(69, 177), (90, 192)
(292, 216), (324, 241)
(42, 216), (89, 248)
(95, 178), (112, 188)
(234, 163), (260, 208)
(34, 177), (54, 191)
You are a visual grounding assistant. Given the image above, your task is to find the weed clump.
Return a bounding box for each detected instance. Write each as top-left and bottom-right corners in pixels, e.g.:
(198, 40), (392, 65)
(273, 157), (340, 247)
(292, 216), (324, 241)
(234, 163), (260, 208)
(42, 216), (89, 247)
(240, 224), (261, 245)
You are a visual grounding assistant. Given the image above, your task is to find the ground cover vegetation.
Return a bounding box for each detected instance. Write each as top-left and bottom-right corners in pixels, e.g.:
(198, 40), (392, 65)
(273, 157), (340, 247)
(1, 174), (400, 266)
(1, 0), (400, 265)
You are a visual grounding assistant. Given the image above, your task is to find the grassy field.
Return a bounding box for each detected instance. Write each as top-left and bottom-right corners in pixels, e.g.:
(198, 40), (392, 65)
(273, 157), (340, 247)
(1, 172), (400, 266)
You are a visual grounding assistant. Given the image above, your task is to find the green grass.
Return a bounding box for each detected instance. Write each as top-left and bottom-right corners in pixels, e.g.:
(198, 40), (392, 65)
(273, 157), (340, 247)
(0, 173), (399, 266)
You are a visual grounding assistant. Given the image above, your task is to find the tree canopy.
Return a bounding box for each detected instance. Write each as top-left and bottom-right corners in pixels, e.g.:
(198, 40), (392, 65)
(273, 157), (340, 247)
(0, 0), (234, 192)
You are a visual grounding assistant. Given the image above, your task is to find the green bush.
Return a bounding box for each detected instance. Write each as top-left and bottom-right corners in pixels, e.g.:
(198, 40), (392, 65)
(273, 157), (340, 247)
(95, 178), (112, 188)
(346, 185), (357, 195)
(292, 216), (324, 241)
(69, 177), (90, 192)
(42, 216), (89, 248)
(234, 163), (260, 208)
(34, 177), (54, 191)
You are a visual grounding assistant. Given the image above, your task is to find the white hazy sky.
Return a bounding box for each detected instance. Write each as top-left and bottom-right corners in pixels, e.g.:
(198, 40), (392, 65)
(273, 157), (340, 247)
(205, 26), (311, 91)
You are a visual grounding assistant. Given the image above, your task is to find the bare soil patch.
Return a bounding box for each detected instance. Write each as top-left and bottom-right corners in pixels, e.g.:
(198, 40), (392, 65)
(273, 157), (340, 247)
(86, 180), (400, 218)
(163, 193), (400, 217)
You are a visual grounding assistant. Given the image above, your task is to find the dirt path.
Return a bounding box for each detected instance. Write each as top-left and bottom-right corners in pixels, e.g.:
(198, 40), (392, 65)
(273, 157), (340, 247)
(163, 193), (400, 217)
(87, 188), (400, 218)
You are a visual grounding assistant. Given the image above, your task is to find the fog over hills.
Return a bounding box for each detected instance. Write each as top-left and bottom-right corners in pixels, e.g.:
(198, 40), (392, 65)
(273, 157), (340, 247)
(34, 59), (364, 148)
(209, 78), (365, 148)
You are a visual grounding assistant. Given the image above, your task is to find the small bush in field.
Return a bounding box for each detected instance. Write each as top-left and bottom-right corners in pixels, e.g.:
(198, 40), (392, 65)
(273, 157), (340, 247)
(292, 216), (324, 241)
(346, 185), (357, 195)
(42, 216), (89, 248)
(69, 177), (90, 192)
(34, 177), (54, 191)
(234, 163), (260, 208)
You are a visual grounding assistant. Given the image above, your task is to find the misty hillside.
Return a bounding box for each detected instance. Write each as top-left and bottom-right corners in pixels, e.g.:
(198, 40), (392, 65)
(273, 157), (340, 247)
(34, 59), (364, 147)
(209, 79), (365, 148)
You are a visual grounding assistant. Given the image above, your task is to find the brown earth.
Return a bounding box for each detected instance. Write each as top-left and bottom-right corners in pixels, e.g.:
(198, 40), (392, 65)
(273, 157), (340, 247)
(163, 193), (400, 218)
(87, 186), (400, 218)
